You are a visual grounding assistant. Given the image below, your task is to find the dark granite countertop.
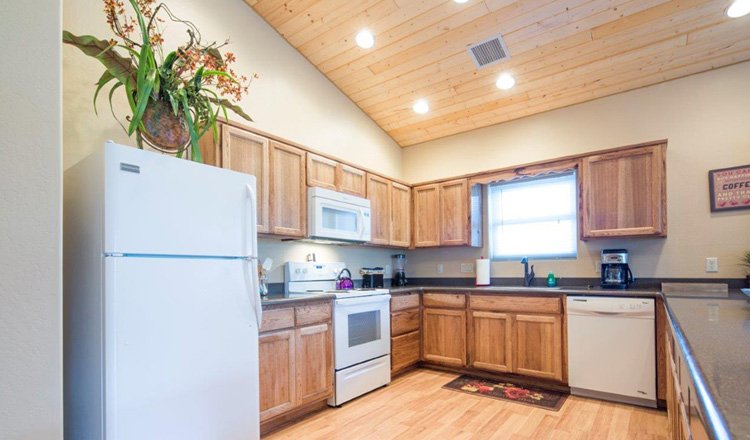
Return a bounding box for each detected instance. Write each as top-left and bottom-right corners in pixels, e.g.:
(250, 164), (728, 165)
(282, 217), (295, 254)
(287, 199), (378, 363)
(388, 285), (662, 297)
(260, 292), (336, 307)
(665, 297), (750, 440)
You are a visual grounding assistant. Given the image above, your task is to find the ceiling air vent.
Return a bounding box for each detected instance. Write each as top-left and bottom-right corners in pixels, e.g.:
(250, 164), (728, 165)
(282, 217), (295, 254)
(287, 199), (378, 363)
(467, 34), (510, 69)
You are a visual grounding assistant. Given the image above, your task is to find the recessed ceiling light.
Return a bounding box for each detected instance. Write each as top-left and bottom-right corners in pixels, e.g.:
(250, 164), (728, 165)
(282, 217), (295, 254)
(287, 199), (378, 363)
(355, 30), (375, 49)
(454, 0), (469, 3)
(413, 99), (429, 114)
(727, 0), (750, 17)
(496, 72), (516, 90)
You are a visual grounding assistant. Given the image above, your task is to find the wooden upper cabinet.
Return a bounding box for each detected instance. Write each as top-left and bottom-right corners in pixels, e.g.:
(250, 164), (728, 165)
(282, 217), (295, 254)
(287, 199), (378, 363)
(197, 127), (221, 167)
(413, 184), (440, 247)
(413, 179), (478, 248)
(514, 314), (563, 381)
(337, 164), (366, 197)
(390, 182), (411, 248)
(259, 329), (296, 421)
(269, 141), (307, 237)
(439, 179), (469, 246)
(295, 323), (333, 405)
(306, 153), (367, 197)
(471, 311), (513, 374)
(221, 125), (271, 233)
(581, 143), (667, 239)
(306, 153), (337, 191)
(422, 308), (466, 368)
(366, 174), (392, 246)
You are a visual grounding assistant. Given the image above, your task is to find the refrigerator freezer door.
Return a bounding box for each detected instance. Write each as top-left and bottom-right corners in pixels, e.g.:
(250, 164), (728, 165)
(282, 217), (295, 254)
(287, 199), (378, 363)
(104, 256), (260, 440)
(104, 142), (257, 257)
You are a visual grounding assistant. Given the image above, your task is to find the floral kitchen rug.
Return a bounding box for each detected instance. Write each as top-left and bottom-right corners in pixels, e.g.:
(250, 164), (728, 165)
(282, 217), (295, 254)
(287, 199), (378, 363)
(442, 375), (568, 411)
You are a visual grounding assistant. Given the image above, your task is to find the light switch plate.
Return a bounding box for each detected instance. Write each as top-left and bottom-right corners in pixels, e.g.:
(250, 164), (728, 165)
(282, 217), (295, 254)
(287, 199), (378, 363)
(437, 263), (444, 274)
(706, 257), (719, 273)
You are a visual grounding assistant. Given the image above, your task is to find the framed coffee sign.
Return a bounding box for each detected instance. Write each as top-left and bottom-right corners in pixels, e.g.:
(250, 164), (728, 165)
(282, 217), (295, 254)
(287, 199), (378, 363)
(708, 164), (750, 212)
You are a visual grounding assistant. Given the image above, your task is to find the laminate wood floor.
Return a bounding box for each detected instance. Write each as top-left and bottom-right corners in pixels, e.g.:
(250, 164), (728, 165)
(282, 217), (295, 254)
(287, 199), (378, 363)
(263, 369), (668, 440)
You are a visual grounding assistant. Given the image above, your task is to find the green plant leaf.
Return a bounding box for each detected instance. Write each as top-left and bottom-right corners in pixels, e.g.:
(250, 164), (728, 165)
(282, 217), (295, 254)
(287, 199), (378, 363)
(127, 68), (156, 135)
(180, 94), (202, 163)
(93, 70), (116, 115)
(63, 31), (136, 86)
(207, 97), (253, 122)
(107, 82), (128, 133)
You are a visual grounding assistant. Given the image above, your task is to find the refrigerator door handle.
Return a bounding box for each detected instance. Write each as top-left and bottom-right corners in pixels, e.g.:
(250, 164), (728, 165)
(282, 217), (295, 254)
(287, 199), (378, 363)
(245, 183), (258, 257)
(244, 258), (263, 328)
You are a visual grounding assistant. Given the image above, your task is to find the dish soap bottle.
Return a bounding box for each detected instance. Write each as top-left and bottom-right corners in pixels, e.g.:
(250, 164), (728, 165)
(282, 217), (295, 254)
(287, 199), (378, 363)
(547, 272), (557, 287)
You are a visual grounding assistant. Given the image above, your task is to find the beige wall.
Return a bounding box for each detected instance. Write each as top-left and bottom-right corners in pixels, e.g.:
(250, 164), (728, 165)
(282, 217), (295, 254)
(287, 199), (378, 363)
(63, 0), (403, 281)
(403, 61), (750, 281)
(0, 0), (64, 438)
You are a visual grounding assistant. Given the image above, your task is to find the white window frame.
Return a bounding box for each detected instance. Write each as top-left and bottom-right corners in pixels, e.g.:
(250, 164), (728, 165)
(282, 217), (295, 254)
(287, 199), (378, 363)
(487, 171), (578, 261)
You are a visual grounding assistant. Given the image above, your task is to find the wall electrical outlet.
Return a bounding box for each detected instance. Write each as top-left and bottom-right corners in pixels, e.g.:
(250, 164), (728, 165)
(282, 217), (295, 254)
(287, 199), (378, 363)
(460, 263), (475, 273)
(437, 263), (444, 274)
(705, 257), (719, 273)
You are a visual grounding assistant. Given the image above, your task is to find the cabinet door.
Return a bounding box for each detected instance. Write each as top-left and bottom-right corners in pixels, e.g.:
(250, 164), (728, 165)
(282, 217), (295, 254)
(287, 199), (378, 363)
(439, 179), (469, 246)
(581, 144), (666, 238)
(259, 330), (296, 421)
(269, 141), (307, 237)
(413, 184), (440, 247)
(390, 182), (411, 248)
(391, 330), (420, 374)
(221, 125), (270, 233)
(197, 127), (221, 168)
(295, 323), (333, 405)
(367, 173), (392, 246)
(337, 164), (366, 197)
(306, 153), (337, 190)
(471, 311), (513, 373)
(422, 308), (466, 368)
(514, 314), (562, 381)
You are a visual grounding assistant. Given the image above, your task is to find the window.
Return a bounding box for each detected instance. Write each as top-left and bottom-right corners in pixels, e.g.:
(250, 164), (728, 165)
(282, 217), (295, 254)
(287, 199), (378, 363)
(488, 172), (578, 260)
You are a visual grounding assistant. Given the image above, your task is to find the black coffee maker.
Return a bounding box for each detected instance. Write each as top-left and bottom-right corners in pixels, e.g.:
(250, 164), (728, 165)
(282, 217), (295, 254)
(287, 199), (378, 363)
(600, 249), (634, 289)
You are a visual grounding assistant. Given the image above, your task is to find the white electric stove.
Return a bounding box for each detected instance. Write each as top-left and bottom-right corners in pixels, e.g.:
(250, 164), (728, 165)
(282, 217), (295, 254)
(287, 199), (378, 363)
(284, 262), (391, 406)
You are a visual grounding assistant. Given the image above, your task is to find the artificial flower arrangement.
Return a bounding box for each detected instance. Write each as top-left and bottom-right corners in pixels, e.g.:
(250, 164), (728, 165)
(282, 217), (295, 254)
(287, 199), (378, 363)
(64, 0), (256, 161)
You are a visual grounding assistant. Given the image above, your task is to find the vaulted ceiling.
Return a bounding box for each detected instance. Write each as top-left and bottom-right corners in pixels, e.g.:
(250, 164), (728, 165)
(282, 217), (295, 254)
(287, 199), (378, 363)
(244, 0), (750, 147)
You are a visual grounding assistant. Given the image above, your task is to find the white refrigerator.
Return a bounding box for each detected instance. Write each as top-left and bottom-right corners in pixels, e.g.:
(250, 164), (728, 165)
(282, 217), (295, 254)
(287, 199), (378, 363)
(64, 142), (262, 439)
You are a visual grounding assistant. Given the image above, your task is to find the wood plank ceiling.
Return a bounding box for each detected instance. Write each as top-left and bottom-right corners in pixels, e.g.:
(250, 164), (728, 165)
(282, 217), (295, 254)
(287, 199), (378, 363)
(244, 0), (750, 147)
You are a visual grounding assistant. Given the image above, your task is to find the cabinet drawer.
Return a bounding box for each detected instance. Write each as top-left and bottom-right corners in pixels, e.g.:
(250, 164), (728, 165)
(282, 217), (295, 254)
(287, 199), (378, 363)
(423, 293), (466, 309)
(295, 302), (331, 326)
(392, 309), (420, 336)
(391, 293), (420, 311)
(391, 331), (420, 373)
(261, 307), (295, 332)
(470, 295), (561, 314)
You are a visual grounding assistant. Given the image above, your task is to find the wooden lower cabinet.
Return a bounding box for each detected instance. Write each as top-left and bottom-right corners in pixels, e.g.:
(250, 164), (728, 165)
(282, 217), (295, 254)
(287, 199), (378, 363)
(259, 303), (333, 431)
(422, 308), (466, 368)
(514, 314), (563, 381)
(470, 311), (513, 373)
(391, 330), (421, 373)
(259, 330), (296, 422)
(295, 323), (333, 405)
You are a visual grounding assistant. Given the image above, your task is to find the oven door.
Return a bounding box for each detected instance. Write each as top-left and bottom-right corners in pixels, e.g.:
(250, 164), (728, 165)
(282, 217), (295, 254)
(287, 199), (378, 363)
(333, 295), (391, 370)
(310, 196), (371, 242)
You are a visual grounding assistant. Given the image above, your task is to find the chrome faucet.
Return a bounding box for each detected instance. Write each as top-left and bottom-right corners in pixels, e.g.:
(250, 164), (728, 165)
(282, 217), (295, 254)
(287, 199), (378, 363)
(521, 257), (535, 287)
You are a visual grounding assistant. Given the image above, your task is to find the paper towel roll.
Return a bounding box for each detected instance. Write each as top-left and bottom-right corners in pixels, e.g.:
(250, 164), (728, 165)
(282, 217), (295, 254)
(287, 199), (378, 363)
(476, 258), (490, 286)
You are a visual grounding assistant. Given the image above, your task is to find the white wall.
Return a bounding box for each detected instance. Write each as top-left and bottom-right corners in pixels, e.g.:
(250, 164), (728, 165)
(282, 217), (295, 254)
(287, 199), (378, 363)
(62, 0), (402, 178)
(0, 1), (64, 439)
(403, 62), (750, 281)
(63, 1), (404, 282)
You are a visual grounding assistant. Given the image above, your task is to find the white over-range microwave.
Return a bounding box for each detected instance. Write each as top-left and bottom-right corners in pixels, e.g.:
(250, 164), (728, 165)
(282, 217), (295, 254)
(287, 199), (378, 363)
(308, 187), (371, 243)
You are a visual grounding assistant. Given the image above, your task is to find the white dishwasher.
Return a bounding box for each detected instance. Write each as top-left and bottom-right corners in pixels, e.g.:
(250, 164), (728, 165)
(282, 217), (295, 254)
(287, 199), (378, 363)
(566, 296), (656, 407)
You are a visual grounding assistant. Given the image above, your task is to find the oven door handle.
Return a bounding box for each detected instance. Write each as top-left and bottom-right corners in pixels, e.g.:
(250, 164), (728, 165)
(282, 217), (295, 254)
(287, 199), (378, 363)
(335, 295), (391, 307)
